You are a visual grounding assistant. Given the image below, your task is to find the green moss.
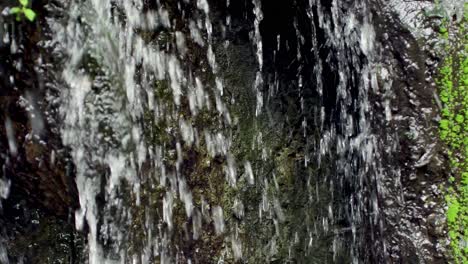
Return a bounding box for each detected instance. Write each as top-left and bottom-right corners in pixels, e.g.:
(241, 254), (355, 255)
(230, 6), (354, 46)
(437, 3), (468, 262)
(6, 212), (84, 264)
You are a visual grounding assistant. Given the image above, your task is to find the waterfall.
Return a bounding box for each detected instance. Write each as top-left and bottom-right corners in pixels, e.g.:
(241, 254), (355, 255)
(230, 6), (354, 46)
(53, 0), (242, 262)
(0, 0), (462, 262)
(49, 0), (390, 262)
(310, 1), (384, 262)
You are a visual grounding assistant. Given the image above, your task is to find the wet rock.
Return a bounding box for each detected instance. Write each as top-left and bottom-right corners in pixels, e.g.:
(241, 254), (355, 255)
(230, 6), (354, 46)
(373, 1), (453, 262)
(0, 0), (78, 216)
(0, 1), (82, 262)
(427, 213), (445, 237)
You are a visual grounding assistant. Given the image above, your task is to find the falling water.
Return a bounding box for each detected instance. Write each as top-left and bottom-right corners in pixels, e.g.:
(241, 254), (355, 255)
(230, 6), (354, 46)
(49, 0), (390, 262)
(3, 0), (454, 262)
(52, 0), (244, 262)
(312, 1), (384, 261)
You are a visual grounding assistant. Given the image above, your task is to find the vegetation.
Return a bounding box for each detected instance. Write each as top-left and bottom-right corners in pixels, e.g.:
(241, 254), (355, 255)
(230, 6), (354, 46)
(10, 0), (36, 22)
(437, 3), (468, 263)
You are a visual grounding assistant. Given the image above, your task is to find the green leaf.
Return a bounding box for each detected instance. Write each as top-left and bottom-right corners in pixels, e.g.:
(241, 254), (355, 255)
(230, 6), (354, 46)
(10, 7), (21, 14)
(23, 8), (36, 22)
(19, 0), (28, 7)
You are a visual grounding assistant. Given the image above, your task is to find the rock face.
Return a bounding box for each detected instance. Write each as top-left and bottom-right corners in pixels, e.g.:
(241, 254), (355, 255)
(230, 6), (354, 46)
(0, 0), (79, 213)
(373, 8), (449, 262)
(0, 0), (461, 263)
(373, 1), (466, 262)
(0, 1), (81, 263)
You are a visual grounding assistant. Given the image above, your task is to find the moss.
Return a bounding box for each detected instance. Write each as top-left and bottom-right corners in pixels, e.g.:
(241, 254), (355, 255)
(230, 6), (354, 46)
(6, 213), (84, 264)
(436, 3), (468, 262)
